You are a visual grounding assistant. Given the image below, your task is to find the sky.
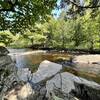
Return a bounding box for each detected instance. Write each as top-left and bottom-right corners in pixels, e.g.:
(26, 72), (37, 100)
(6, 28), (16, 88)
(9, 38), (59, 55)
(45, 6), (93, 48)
(52, 0), (84, 18)
(52, 0), (62, 18)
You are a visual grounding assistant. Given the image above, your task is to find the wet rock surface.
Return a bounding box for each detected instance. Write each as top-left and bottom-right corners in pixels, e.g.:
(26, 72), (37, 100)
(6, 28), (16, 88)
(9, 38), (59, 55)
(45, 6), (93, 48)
(0, 47), (100, 100)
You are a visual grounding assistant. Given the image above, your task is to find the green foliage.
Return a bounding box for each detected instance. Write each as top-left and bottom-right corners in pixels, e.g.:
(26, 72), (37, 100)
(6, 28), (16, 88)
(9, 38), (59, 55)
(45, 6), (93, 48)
(0, 0), (100, 51)
(0, 30), (14, 46)
(0, 0), (57, 33)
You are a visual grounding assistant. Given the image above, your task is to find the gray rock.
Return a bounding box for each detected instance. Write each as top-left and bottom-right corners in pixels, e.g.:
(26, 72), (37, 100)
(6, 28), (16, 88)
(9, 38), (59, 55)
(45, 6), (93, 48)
(46, 72), (100, 100)
(32, 60), (62, 83)
(72, 77), (100, 100)
(17, 60), (62, 83)
(0, 46), (9, 56)
(17, 68), (32, 82)
(4, 83), (35, 100)
(0, 47), (19, 99)
(10, 60), (62, 100)
(46, 72), (75, 98)
(0, 55), (13, 67)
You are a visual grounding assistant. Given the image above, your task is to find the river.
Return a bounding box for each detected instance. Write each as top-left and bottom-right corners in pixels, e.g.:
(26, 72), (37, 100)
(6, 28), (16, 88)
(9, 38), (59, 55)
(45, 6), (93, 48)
(8, 48), (70, 68)
(8, 48), (100, 84)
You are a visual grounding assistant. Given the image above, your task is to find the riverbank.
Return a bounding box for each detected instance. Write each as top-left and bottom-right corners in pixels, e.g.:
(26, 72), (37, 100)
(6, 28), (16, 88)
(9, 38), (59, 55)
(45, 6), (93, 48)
(8, 45), (100, 54)
(0, 47), (100, 100)
(29, 46), (100, 54)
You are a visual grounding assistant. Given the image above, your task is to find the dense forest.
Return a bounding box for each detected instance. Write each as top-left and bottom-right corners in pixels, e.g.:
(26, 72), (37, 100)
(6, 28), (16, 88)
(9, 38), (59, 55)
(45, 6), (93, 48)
(0, 0), (100, 51)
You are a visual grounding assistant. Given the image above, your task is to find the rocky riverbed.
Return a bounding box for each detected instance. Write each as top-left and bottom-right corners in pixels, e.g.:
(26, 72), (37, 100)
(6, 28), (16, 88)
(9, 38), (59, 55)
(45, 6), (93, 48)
(0, 47), (100, 100)
(73, 55), (100, 64)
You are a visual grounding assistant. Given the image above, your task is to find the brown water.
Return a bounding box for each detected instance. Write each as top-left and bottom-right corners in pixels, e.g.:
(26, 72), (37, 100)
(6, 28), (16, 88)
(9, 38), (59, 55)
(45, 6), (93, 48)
(8, 48), (100, 84)
(8, 48), (70, 68)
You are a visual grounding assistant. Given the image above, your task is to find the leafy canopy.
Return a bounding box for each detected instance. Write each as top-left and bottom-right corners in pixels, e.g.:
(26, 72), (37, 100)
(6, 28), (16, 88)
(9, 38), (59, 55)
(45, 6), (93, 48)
(0, 0), (57, 33)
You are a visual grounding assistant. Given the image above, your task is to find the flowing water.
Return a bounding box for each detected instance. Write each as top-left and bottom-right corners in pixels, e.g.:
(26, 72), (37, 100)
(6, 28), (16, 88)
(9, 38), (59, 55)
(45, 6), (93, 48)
(8, 48), (70, 68)
(8, 48), (100, 84)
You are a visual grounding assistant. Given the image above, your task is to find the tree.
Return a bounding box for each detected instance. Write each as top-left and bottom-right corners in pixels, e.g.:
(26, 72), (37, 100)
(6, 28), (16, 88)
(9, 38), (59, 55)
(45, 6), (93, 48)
(71, 18), (85, 47)
(82, 10), (100, 50)
(0, 0), (57, 33)
(0, 30), (14, 46)
(59, 0), (100, 19)
(53, 19), (71, 48)
(23, 29), (46, 46)
(60, 0), (100, 10)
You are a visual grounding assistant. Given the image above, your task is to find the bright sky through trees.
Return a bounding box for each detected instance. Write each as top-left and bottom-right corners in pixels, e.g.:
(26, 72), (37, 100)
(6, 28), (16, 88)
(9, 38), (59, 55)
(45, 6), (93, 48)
(52, 0), (62, 18)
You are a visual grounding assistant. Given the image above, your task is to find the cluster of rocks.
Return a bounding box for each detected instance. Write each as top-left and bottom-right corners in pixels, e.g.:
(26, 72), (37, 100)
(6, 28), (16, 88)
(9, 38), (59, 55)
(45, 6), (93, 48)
(0, 46), (19, 99)
(0, 47), (100, 100)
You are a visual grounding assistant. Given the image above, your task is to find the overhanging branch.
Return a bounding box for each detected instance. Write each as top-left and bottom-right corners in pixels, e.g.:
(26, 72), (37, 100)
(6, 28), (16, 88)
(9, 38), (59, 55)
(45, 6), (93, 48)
(65, 0), (100, 9)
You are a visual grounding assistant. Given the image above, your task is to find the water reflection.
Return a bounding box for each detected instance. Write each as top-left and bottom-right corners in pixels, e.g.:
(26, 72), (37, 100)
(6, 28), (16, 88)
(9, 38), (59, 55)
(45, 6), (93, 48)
(8, 49), (69, 68)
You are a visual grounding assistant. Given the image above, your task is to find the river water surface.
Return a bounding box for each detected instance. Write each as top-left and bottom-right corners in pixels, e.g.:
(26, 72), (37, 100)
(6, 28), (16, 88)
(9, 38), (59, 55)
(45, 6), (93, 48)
(8, 48), (70, 68)
(8, 48), (100, 84)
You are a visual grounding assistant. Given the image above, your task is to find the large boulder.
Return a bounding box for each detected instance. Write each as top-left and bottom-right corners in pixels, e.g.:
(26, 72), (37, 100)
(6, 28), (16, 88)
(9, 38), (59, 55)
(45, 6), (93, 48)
(46, 72), (76, 100)
(31, 60), (62, 83)
(46, 72), (100, 100)
(3, 60), (62, 100)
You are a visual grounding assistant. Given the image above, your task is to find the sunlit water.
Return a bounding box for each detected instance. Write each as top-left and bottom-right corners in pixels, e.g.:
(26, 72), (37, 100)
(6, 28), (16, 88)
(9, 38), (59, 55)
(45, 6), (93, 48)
(8, 48), (70, 68)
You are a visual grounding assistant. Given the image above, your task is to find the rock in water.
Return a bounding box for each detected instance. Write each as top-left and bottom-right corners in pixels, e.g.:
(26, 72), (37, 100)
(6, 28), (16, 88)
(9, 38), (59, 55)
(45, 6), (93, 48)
(15, 60), (62, 100)
(31, 60), (62, 83)
(17, 68), (32, 82)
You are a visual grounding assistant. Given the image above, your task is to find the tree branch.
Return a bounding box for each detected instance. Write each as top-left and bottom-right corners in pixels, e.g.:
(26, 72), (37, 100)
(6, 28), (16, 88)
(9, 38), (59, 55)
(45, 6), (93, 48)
(0, 0), (24, 15)
(66, 0), (100, 9)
